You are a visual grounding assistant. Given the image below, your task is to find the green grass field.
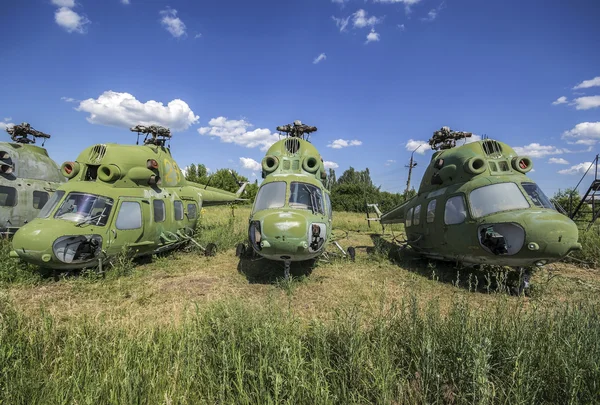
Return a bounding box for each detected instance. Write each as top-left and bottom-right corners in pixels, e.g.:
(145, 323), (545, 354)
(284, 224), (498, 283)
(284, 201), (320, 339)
(1, 206), (600, 404)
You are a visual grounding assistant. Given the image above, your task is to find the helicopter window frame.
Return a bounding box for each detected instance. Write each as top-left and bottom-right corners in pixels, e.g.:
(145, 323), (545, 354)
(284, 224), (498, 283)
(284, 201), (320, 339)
(38, 190), (65, 218)
(444, 195), (468, 225)
(521, 182), (555, 210)
(153, 199), (166, 223)
(289, 182), (324, 215)
(53, 192), (114, 227)
(115, 201), (142, 230)
(469, 182), (530, 218)
(187, 203), (198, 220)
(0, 185), (17, 207)
(32, 191), (50, 210)
(427, 199), (437, 223)
(406, 207), (413, 227)
(253, 181), (287, 214)
(413, 205), (422, 226)
(174, 200), (184, 221)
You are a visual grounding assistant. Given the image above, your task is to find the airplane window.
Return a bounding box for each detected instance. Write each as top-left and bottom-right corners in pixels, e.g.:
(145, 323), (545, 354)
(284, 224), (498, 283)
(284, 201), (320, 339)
(444, 196), (467, 225)
(174, 200), (184, 221)
(469, 183), (529, 218)
(187, 203), (197, 219)
(253, 181), (286, 213)
(406, 207), (413, 227)
(289, 182), (324, 215)
(153, 200), (166, 222)
(0, 186), (17, 207)
(33, 191), (49, 209)
(54, 192), (114, 226)
(413, 205), (421, 226)
(427, 199), (436, 223)
(38, 190), (65, 218)
(116, 201), (142, 230)
(521, 183), (555, 210)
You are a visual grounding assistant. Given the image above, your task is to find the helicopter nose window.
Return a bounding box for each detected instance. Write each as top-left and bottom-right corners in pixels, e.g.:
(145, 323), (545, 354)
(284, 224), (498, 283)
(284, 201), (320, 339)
(521, 182), (554, 209)
(54, 192), (114, 226)
(38, 190), (65, 218)
(444, 195), (467, 225)
(253, 181), (286, 213)
(469, 182), (529, 218)
(289, 182), (324, 214)
(0, 186), (17, 207)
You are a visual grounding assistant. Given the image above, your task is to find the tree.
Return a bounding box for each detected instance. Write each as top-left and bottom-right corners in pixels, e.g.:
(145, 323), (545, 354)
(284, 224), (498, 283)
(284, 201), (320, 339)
(553, 188), (592, 220)
(184, 164), (257, 202)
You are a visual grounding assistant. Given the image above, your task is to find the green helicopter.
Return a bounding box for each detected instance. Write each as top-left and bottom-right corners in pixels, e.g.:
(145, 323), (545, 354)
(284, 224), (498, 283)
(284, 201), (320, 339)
(10, 125), (246, 270)
(236, 121), (354, 279)
(1, 123), (66, 237)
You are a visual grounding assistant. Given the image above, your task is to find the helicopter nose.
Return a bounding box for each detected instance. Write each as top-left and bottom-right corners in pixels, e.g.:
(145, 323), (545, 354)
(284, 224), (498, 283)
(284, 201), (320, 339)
(524, 211), (581, 262)
(249, 211), (311, 259)
(11, 222), (53, 265)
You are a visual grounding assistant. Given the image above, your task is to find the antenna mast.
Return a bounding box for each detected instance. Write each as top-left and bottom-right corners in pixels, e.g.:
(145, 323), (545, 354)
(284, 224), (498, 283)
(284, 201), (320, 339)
(405, 144), (422, 197)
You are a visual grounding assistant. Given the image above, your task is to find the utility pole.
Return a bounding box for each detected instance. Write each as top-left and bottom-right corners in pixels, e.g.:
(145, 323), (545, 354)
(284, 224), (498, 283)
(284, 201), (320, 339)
(405, 144), (422, 197)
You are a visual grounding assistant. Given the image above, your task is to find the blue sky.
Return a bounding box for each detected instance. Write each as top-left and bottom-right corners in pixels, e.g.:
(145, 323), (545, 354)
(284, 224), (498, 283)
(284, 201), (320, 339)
(1, 0), (599, 196)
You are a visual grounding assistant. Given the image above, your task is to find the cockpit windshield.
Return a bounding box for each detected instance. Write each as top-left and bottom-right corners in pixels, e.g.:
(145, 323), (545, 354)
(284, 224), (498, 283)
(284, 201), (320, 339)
(253, 182), (286, 214)
(38, 190), (65, 218)
(54, 192), (114, 226)
(469, 182), (529, 218)
(521, 182), (555, 209)
(289, 182), (324, 215)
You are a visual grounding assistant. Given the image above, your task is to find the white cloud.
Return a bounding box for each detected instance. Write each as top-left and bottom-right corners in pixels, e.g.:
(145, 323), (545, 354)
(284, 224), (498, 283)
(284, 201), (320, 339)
(559, 162), (595, 176)
(76, 91), (199, 131)
(562, 122), (600, 145)
(385, 159), (396, 166)
(573, 95), (600, 110)
(398, 24), (405, 31)
(366, 29), (380, 43)
(548, 157), (569, 165)
(573, 76), (600, 90)
(331, 0), (349, 3)
(313, 53), (327, 64)
(421, 2), (445, 22)
(194, 33), (202, 39)
(332, 16), (350, 32)
(160, 8), (186, 38)
(51, 0), (75, 7)
(353, 9), (382, 29)
(121, 0), (130, 4)
(240, 157), (261, 171)
(373, 0), (422, 13)
(552, 96), (567, 105)
(324, 161), (339, 169)
(198, 117), (279, 151)
(327, 139), (362, 149)
(3, 117), (11, 122)
(513, 143), (565, 158)
(61, 96), (76, 103)
(405, 139), (429, 154)
(55, 7), (90, 34)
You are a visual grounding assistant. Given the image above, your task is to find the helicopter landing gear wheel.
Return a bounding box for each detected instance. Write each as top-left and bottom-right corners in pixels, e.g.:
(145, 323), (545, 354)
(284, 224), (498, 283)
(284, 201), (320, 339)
(205, 243), (217, 257)
(235, 243), (246, 258)
(347, 247), (356, 262)
(284, 260), (291, 280)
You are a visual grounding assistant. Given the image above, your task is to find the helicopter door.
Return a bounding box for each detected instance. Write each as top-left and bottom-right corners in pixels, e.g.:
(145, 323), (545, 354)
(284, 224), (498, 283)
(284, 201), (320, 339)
(108, 198), (152, 257)
(442, 195), (475, 256)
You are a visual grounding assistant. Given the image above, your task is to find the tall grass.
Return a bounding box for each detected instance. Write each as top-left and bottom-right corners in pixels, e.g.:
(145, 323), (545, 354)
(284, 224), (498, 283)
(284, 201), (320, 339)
(0, 238), (42, 285)
(1, 294), (599, 404)
(568, 228), (600, 268)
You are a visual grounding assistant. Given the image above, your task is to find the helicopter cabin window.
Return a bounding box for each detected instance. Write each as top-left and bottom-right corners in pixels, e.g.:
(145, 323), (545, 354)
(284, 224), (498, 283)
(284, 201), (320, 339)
(33, 191), (49, 209)
(521, 183), (555, 209)
(444, 196), (467, 225)
(406, 207), (413, 227)
(54, 192), (114, 226)
(187, 203), (197, 220)
(253, 181), (286, 213)
(116, 202), (142, 230)
(38, 190), (65, 218)
(469, 182), (529, 218)
(413, 205), (421, 226)
(0, 186), (17, 207)
(174, 201), (184, 221)
(289, 182), (324, 214)
(427, 199), (437, 223)
(153, 200), (166, 222)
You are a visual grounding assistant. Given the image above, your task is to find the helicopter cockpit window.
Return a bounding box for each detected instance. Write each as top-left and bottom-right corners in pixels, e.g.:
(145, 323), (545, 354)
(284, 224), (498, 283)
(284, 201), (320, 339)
(289, 182), (324, 215)
(33, 191), (49, 209)
(521, 183), (555, 210)
(444, 196), (467, 225)
(38, 190), (65, 218)
(406, 207), (413, 227)
(253, 181), (286, 214)
(0, 186), (17, 207)
(54, 192), (114, 226)
(153, 200), (166, 222)
(469, 182), (529, 218)
(413, 205), (421, 226)
(427, 199), (437, 223)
